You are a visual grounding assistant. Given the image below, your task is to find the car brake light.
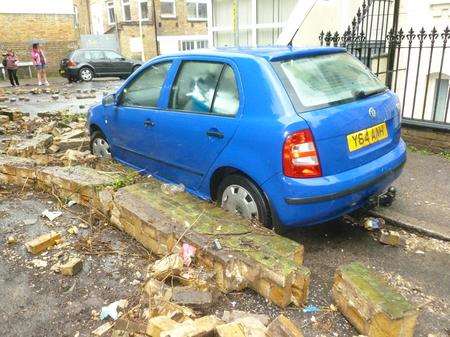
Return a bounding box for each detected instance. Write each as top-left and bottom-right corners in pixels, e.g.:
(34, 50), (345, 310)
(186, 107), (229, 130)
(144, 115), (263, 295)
(67, 59), (77, 67)
(283, 129), (322, 178)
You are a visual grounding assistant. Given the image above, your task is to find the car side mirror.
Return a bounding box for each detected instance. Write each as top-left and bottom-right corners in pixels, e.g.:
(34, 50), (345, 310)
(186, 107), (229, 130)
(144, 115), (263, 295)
(102, 93), (116, 106)
(120, 57), (126, 61)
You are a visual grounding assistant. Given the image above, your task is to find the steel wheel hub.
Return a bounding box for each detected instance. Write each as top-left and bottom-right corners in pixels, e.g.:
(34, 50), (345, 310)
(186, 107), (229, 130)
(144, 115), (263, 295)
(80, 69), (92, 81)
(221, 184), (258, 220)
(92, 138), (111, 158)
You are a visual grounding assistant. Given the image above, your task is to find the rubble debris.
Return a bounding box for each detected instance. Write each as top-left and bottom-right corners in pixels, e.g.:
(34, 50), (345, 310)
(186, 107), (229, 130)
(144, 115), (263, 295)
(147, 316), (179, 337)
(161, 315), (222, 337)
(6, 236), (17, 244)
(379, 230), (401, 246)
(362, 217), (384, 231)
(100, 299), (128, 321)
(25, 231), (62, 255)
(31, 259), (48, 268)
(7, 133), (53, 156)
(42, 209), (63, 221)
(151, 254), (184, 280)
(332, 262), (418, 337)
(212, 238), (222, 250)
(171, 286), (213, 309)
(76, 94), (96, 99)
(92, 322), (114, 336)
(302, 304), (320, 313)
(67, 226), (79, 235)
(266, 315), (304, 337)
(222, 310), (270, 326)
(216, 322), (246, 337)
(60, 257), (83, 276)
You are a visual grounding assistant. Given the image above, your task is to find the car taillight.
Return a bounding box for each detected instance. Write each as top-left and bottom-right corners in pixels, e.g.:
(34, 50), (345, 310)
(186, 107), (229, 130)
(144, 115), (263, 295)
(67, 59), (77, 67)
(283, 129), (322, 178)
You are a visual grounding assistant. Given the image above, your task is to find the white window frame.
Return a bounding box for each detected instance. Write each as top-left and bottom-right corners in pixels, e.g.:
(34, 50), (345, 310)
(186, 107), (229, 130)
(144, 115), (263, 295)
(160, 0), (176, 18)
(138, 0), (150, 21)
(121, 0), (131, 22)
(107, 1), (116, 24)
(186, 0), (208, 21)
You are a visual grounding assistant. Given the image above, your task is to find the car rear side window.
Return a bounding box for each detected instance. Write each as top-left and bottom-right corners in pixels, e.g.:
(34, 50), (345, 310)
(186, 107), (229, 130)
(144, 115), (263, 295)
(275, 52), (386, 111)
(120, 62), (172, 108)
(85, 50), (105, 61)
(211, 65), (239, 116)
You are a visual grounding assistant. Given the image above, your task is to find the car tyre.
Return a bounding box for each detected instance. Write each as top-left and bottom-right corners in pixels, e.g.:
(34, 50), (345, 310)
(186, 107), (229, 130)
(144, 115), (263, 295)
(90, 130), (111, 159)
(79, 67), (94, 82)
(217, 174), (272, 228)
(132, 65), (141, 73)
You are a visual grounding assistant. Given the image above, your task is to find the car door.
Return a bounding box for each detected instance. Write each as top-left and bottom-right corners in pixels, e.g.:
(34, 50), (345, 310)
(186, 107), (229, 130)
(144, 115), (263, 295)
(104, 50), (133, 75)
(108, 61), (173, 170)
(85, 50), (109, 74)
(148, 59), (241, 191)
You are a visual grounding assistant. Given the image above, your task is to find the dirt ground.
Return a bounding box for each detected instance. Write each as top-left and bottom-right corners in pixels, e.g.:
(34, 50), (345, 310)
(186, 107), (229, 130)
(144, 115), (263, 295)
(0, 79), (449, 337)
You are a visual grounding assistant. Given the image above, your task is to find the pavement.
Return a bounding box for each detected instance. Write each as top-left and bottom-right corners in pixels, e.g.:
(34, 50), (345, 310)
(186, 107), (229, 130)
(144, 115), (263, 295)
(372, 150), (450, 241)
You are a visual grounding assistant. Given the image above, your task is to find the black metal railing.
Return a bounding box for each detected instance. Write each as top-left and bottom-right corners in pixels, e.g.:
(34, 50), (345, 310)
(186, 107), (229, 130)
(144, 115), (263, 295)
(318, 0), (449, 129)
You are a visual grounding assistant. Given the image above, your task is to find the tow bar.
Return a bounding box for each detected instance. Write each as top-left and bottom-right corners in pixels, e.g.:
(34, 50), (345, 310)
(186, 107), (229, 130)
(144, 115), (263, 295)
(367, 186), (397, 208)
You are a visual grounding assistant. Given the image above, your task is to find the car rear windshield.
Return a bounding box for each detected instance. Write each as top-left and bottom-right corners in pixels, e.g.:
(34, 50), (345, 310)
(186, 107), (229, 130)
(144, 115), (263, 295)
(274, 52), (386, 111)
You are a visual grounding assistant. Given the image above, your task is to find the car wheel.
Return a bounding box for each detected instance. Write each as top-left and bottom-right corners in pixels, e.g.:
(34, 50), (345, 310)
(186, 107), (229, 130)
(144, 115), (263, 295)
(79, 67), (94, 82)
(90, 131), (111, 158)
(217, 174), (272, 228)
(132, 65), (141, 73)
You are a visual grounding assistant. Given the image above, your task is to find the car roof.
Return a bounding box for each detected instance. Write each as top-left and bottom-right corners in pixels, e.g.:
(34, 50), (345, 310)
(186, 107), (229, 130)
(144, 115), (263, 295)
(156, 46), (346, 62)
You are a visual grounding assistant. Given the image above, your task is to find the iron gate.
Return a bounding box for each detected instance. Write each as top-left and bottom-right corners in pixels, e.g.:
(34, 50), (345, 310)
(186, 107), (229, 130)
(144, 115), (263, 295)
(319, 0), (450, 130)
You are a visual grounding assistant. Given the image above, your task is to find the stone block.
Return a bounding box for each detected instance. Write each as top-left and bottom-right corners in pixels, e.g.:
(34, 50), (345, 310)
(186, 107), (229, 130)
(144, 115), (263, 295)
(266, 315), (303, 337)
(6, 133), (53, 156)
(332, 262), (418, 337)
(215, 322), (246, 337)
(0, 154), (37, 184)
(25, 231), (62, 255)
(60, 257), (83, 276)
(147, 316), (179, 337)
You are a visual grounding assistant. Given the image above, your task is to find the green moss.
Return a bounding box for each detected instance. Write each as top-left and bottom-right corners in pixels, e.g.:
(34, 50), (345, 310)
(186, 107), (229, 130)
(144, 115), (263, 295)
(341, 262), (414, 319)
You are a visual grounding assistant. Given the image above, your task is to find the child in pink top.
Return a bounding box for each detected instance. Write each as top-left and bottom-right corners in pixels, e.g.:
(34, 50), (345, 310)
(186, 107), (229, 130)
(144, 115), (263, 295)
(31, 43), (49, 86)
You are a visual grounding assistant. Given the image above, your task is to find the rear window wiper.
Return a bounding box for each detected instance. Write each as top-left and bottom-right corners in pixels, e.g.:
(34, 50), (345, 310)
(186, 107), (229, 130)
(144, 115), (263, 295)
(352, 88), (387, 99)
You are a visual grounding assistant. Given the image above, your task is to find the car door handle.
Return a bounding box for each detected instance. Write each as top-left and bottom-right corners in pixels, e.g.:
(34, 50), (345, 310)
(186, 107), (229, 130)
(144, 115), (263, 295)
(206, 128), (224, 139)
(144, 119), (155, 128)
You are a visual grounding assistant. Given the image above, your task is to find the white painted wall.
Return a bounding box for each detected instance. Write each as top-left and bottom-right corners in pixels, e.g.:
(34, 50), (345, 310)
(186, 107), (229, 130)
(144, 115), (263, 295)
(0, 0), (75, 14)
(90, 3), (105, 35)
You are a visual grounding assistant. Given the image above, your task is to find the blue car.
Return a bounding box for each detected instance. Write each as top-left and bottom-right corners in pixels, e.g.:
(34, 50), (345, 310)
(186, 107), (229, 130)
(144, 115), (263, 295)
(87, 47), (406, 229)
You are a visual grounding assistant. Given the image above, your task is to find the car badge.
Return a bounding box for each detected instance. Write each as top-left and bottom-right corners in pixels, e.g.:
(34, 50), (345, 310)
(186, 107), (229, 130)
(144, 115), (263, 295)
(368, 107), (377, 119)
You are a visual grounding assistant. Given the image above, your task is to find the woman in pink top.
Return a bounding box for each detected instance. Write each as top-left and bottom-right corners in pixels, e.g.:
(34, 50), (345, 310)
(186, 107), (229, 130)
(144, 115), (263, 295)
(31, 43), (49, 86)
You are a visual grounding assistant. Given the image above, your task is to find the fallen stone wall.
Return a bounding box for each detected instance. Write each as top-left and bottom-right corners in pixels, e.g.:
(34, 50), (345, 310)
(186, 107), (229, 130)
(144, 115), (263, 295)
(0, 154), (310, 308)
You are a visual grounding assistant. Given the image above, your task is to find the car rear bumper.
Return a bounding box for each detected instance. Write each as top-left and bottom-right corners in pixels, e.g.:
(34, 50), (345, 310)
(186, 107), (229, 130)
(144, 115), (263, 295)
(262, 139), (407, 227)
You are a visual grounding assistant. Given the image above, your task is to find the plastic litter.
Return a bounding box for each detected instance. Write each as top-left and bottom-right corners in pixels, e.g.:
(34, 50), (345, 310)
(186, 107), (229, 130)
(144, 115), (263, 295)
(180, 243), (196, 267)
(303, 304), (320, 313)
(212, 239), (222, 250)
(362, 217), (384, 230)
(67, 200), (77, 207)
(100, 299), (128, 320)
(41, 209), (63, 221)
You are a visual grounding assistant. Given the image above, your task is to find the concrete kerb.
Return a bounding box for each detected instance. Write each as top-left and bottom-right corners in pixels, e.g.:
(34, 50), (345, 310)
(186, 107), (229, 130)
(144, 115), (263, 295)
(0, 154), (310, 308)
(370, 209), (450, 242)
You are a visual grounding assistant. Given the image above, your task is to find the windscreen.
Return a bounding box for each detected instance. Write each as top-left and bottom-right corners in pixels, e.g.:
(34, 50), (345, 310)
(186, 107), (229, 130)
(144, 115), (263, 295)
(277, 52), (386, 110)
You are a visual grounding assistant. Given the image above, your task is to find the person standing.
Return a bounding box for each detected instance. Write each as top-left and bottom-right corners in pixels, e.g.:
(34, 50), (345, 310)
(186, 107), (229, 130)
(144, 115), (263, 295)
(31, 43), (49, 86)
(4, 50), (20, 87)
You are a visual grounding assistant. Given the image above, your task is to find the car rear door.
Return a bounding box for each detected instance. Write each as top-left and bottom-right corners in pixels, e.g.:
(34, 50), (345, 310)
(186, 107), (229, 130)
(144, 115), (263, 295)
(85, 50), (109, 74)
(108, 61), (173, 170)
(104, 50), (133, 75)
(148, 58), (242, 190)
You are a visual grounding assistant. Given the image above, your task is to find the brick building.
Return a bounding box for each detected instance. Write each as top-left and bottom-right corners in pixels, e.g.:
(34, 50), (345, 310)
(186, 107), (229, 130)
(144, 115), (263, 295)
(0, 0), (82, 76)
(88, 0), (209, 60)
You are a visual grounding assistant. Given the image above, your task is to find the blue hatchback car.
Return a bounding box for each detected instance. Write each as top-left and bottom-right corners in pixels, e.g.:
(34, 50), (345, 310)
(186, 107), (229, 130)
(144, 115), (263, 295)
(88, 47), (406, 229)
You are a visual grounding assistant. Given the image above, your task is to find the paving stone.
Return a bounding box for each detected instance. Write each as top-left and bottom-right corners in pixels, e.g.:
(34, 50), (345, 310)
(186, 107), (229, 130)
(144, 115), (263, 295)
(266, 315), (304, 337)
(332, 262), (418, 337)
(111, 182), (310, 308)
(60, 257), (83, 276)
(25, 231), (62, 255)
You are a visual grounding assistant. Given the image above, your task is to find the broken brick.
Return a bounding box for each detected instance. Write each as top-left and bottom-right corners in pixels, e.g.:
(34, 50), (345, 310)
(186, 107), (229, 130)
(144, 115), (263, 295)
(215, 322), (246, 337)
(25, 231), (62, 255)
(332, 262), (418, 337)
(151, 254), (184, 280)
(266, 315), (304, 337)
(60, 257), (83, 276)
(147, 316), (179, 337)
(379, 230), (401, 246)
(171, 286), (213, 309)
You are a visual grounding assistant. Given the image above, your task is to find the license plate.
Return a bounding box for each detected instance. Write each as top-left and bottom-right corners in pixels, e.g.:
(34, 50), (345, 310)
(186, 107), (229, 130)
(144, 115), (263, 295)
(347, 122), (388, 152)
